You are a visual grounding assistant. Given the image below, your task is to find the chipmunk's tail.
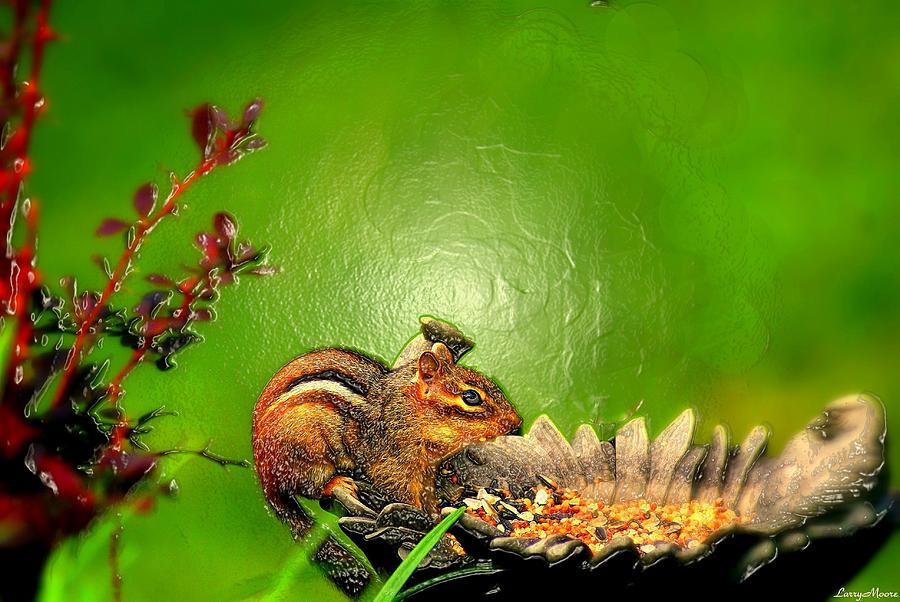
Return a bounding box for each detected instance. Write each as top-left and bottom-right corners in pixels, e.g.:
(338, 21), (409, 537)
(263, 487), (373, 598)
(270, 491), (314, 539)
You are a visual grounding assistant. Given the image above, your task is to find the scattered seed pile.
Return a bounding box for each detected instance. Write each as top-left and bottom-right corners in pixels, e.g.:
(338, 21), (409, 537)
(461, 484), (749, 556)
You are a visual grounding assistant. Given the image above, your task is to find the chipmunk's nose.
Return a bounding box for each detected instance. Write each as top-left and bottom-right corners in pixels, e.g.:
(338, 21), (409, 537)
(503, 414), (523, 433)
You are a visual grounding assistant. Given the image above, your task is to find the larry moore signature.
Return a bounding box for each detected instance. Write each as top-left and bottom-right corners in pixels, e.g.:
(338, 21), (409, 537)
(834, 588), (899, 600)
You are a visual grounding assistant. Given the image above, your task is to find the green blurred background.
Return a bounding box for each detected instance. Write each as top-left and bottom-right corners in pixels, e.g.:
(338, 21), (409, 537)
(26, 0), (899, 599)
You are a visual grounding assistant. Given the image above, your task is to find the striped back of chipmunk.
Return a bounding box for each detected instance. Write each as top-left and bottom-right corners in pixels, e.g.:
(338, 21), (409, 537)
(252, 347), (387, 426)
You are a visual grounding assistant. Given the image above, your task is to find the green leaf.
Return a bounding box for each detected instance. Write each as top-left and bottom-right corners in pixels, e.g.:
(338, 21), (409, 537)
(372, 506), (466, 602)
(0, 320), (14, 393)
(396, 564), (501, 601)
(39, 511), (136, 602)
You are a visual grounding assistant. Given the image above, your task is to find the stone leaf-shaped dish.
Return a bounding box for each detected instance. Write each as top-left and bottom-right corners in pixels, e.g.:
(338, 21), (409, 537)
(411, 393), (891, 599)
(337, 394), (893, 599)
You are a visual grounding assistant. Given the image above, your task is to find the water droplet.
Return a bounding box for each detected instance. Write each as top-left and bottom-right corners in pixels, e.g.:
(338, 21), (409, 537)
(23, 445), (36, 473)
(40, 471), (59, 495)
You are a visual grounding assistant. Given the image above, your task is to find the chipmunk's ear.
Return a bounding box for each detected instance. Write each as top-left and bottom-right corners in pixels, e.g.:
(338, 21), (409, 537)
(417, 351), (442, 383)
(431, 342), (454, 364)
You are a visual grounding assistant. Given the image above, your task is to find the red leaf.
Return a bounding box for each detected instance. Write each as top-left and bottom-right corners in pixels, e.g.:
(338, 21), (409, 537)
(190, 308), (214, 322)
(96, 218), (129, 237)
(195, 232), (220, 264)
(190, 103), (214, 159)
(216, 150), (240, 166)
(133, 182), (158, 217)
(211, 106), (231, 131)
(134, 290), (170, 318)
(242, 98), (263, 125)
(92, 255), (111, 276)
(141, 318), (170, 336)
(249, 265), (277, 276)
(177, 276), (200, 294)
(235, 241), (256, 262)
(213, 212), (237, 240)
(0, 406), (39, 457)
(244, 136), (267, 151)
(32, 448), (93, 501)
(75, 291), (100, 318)
(99, 450), (157, 486)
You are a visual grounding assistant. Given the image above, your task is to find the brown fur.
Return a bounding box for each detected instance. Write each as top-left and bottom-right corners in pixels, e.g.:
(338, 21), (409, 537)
(252, 342), (521, 534)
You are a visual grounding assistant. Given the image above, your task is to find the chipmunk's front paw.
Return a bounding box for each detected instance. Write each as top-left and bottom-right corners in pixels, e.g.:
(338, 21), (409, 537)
(324, 476), (375, 518)
(322, 475), (357, 497)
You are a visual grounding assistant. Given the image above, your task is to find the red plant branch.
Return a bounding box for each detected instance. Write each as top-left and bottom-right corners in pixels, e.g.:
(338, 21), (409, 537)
(0, 0), (52, 393)
(103, 274), (204, 450)
(50, 124), (251, 409)
(105, 344), (149, 407)
(0, 4), (271, 597)
(105, 268), (212, 403)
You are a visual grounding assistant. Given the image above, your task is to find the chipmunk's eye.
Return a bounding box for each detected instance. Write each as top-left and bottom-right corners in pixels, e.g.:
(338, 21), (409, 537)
(461, 389), (483, 406)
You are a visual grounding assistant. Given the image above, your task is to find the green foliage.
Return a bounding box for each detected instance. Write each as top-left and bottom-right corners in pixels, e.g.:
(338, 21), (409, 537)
(39, 515), (124, 602)
(0, 321), (12, 392)
(373, 507), (466, 602)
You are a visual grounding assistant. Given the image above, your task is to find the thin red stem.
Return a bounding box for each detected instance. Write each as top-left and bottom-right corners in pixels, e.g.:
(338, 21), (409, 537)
(1, 0), (52, 395)
(0, 1), (27, 102)
(105, 344), (148, 407)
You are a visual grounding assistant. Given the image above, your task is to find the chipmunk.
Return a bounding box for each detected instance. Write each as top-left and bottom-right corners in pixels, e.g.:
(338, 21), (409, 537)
(252, 318), (522, 536)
